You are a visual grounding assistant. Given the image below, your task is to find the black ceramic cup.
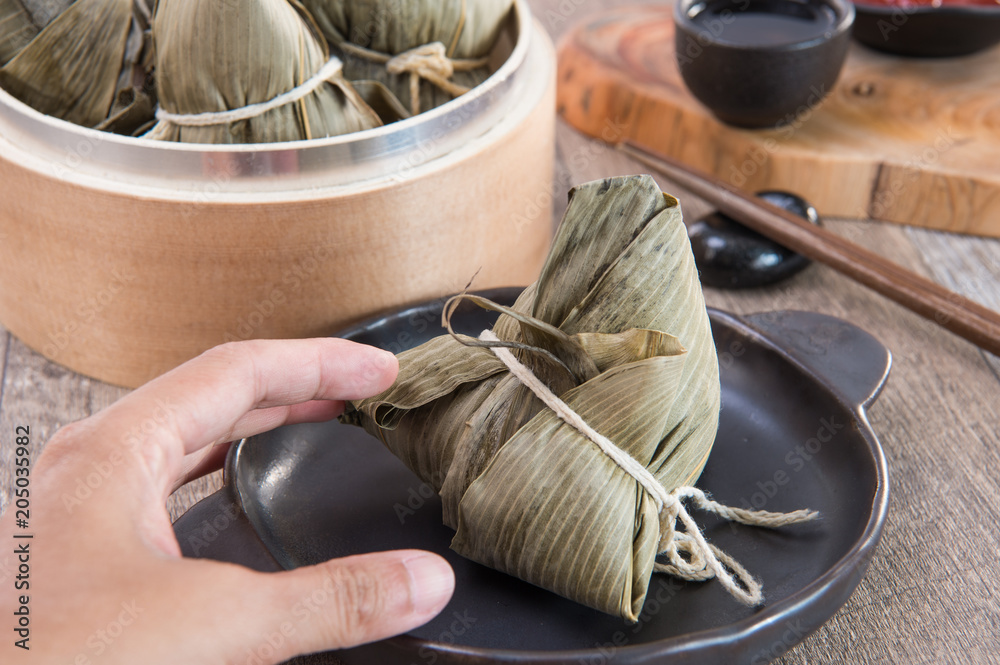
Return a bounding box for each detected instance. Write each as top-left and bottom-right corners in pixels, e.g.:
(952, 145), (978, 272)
(852, 1), (1000, 57)
(674, 0), (855, 128)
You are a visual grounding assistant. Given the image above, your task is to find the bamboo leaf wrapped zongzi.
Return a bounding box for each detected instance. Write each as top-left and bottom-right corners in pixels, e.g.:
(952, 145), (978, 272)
(0, 0), (74, 65)
(343, 175), (817, 621)
(145, 0), (382, 144)
(300, 0), (513, 114)
(0, 0), (152, 129)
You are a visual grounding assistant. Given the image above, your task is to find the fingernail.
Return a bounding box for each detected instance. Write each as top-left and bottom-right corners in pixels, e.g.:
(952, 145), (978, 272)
(403, 553), (454, 616)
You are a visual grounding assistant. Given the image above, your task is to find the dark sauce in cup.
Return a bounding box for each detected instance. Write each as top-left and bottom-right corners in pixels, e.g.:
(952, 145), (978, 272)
(688, 0), (839, 47)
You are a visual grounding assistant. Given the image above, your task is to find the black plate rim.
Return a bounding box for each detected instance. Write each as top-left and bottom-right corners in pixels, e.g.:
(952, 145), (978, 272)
(229, 289), (890, 663)
(851, 1), (1000, 15)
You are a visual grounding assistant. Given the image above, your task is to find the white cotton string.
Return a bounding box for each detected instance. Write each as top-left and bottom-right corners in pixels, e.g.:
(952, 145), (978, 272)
(479, 329), (819, 606)
(154, 57), (345, 127)
(339, 41), (488, 114)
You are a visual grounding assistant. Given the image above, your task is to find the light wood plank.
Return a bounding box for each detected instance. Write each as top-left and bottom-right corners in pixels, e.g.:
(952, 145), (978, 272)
(905, 226), (1000, 379)
(0, 337), (97, 511)
(0, 331), (219, 518)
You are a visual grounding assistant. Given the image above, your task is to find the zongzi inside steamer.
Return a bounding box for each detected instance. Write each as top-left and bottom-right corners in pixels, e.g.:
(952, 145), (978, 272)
(0, 0), (152, 129)
(343, 175), (817, 621)
(146, 0), (382, 144)
(0, 0), (74, 65)
(300, 0), (513, 114)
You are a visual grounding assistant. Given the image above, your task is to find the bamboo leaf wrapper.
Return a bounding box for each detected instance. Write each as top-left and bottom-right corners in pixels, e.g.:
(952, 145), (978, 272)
(300, 0), (513, 114)
(146, 0), (382, 144)
(0, 0), (149, 128)
(343, 175), (722, 621)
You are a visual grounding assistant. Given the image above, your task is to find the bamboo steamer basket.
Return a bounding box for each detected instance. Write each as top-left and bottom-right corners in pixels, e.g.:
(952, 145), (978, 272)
(0, 1), (555, 388)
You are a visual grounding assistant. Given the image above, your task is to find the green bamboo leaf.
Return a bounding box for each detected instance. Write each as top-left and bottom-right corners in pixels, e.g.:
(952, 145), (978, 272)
(575, 328), (685, 372)
(350, 334), (506, 429)
(343, 175), (721, 621)
(451, 354), (686, 621)
(0, 0), (134, 127)
(531, 177), (671, 328)
(0, 0), (37, 66)
(558, 204), (720, 488)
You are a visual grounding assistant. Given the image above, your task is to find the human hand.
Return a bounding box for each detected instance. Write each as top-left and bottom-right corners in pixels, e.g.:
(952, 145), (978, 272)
(0, 339), (454, 664)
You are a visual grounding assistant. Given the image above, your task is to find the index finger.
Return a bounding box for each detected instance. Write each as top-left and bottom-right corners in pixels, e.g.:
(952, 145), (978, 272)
(89, 338), (398, 488)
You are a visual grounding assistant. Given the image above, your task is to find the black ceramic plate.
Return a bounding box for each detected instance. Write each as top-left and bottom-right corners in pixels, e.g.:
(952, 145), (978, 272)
(174, 288), (891, 665)
(852, 1), (1000, 57)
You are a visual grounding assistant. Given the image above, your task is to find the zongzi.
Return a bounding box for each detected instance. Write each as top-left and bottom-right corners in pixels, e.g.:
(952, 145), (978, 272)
(145, 0), (382, 144)
(342, 175), (817, 621)
(0, 0), (74, 65)
(300, 0), (513, 114)
(0, 0), (152, 129)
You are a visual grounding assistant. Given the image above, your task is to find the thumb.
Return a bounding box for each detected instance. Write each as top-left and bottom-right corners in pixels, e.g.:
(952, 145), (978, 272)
(245, 550), (455, 663)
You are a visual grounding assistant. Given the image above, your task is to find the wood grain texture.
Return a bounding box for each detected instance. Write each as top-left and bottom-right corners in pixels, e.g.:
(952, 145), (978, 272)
(555, 4), (1000, 237)
(905, 226), (1000, 378)
(621, 142), (1000, 357)
(1, 1), (1000, 663)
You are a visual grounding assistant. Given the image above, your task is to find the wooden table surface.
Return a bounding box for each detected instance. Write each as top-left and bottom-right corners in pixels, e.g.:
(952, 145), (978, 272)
(2, 2), (999, 663)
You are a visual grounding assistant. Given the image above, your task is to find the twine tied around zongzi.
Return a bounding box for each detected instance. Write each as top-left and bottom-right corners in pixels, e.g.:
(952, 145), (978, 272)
(339, 41), (488, 114)
(479, 329), (819, 606)
(153, 57), (347, 127)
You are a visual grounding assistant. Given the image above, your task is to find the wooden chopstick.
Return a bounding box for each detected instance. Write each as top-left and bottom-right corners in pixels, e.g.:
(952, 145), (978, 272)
(619, 141), (1000, 357)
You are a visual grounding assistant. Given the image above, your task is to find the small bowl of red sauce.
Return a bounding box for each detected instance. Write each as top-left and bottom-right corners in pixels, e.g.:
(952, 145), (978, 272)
(852, 0), (1000, 57)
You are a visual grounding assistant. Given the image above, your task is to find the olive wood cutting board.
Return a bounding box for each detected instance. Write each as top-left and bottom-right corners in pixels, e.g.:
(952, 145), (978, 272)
(556, 4), (1000, 238)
